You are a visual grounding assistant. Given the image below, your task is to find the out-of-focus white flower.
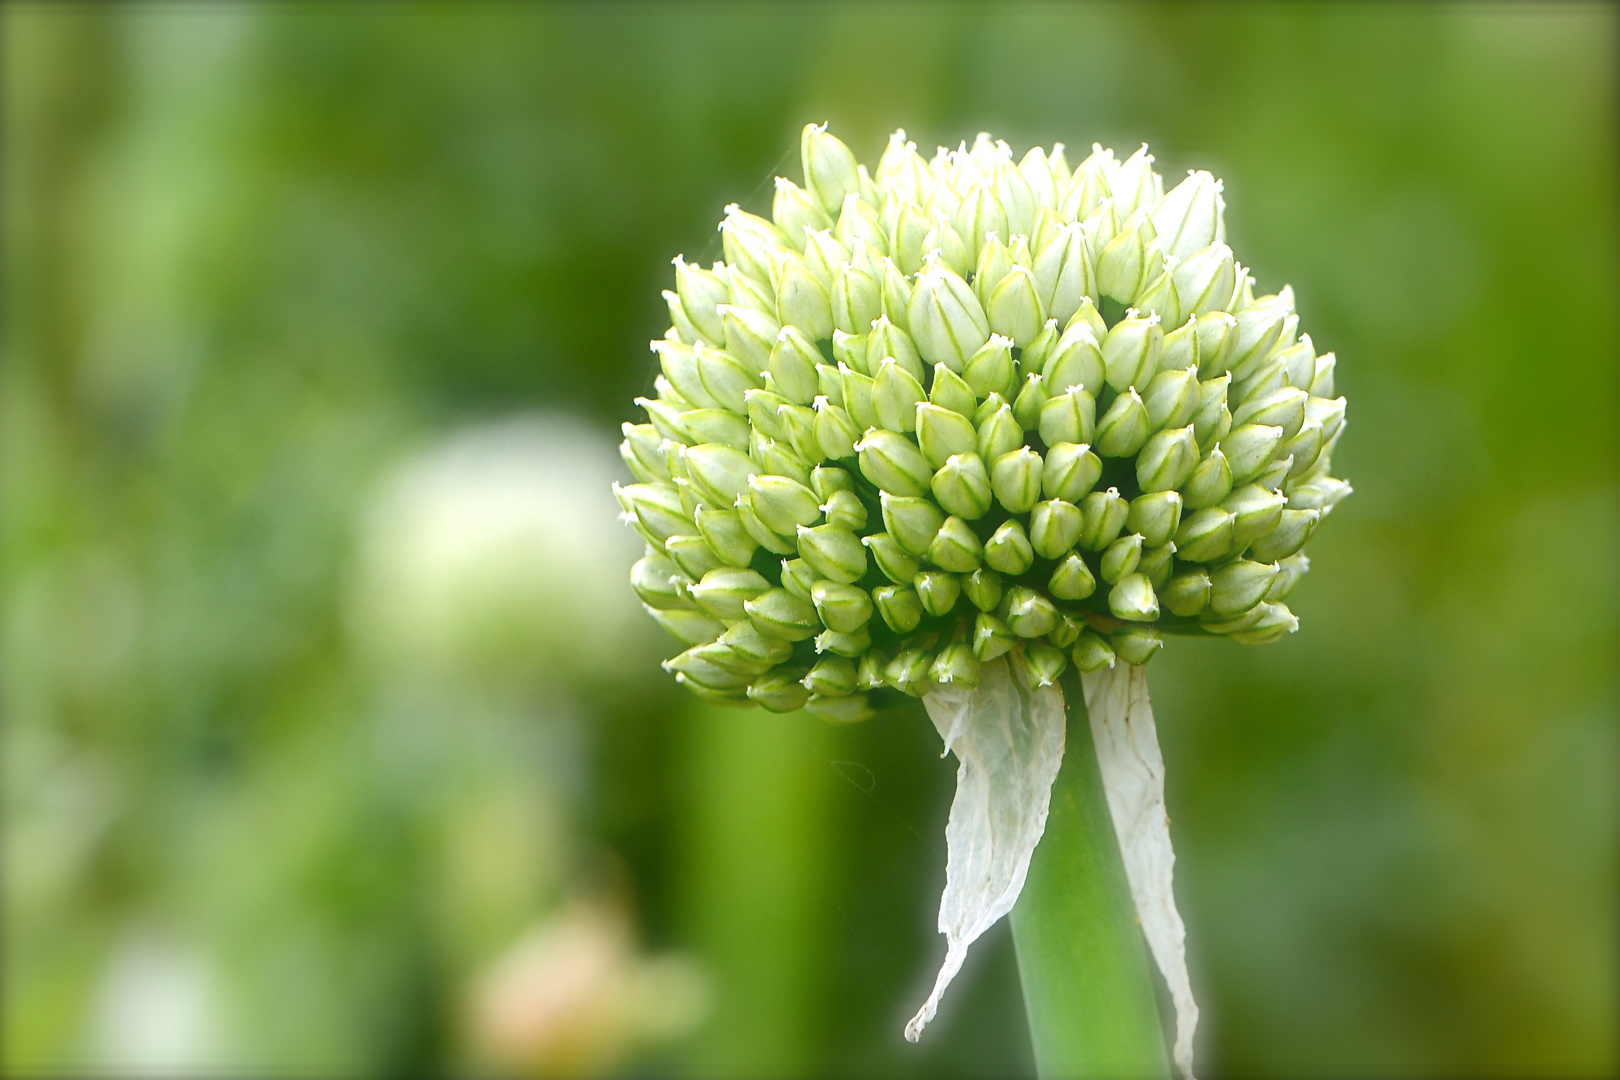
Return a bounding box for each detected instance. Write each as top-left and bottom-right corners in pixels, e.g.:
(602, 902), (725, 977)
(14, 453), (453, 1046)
(88, 930), (222, 1075)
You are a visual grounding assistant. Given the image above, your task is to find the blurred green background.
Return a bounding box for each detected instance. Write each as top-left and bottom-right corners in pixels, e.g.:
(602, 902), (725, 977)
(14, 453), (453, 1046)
(4, 2), (1615, 1076)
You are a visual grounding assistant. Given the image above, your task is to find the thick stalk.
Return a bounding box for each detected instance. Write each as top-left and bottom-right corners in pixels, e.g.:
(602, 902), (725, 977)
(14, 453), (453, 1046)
(1009, 668), (1168, 1078)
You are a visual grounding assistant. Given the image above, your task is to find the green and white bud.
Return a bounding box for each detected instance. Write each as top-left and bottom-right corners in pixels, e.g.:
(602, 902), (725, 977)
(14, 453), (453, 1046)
(1181, 447), (1233, 510)
(742, 389), (792, 443)
(773, 176), (833, 248)
(881, 491), (946, 557)
(632, 553), (692, 610)
(694, 506), (759, 567)
(1305, 395), (1347, 444)
(1220, 424), (1285, 486)
(622, 423), (671, 483)
(1136, 424), (1200, 493)
(810, 580), (873, 634)
(1111, 145), (1161, 221)
(813, 397), (861, 460)
(1138, 542), (1176, 588)
(868, 315), (924, 380)
(908, 260), (990, 371)
(1032, 222), (1095, 327)
(889, 200), (932, 274)
(973, 612), (1018, 662)
(1012, 372), (1050, 431)
(1227, 601), (1298, 647)
(795, 522), (868, 584)
(963, 567), (1004, 612)
(922, 212), (971, 277)
(1151, 171), (1224, 259)
(1208, 559), (1280, 616)
(929, 362), (977, 416)
(974, 231), (1014, 305)
(1267, 552), (1310, 601)
(1029, 498), (1084, 560)
(915, 570), (963, 617)
(984, 519), (1036, 575)
(664, 652), (752, 694)
(1043, 323), (1106, 395)
(963, 334), (1018, 399)
(747, 474), (822, 535)
(863, 531), (921, 584)
(1162, 569), (1212, 617)
(991, 447), (1045, 513)
(803, 654), (860, 697)
(874, 584), (925, 633)
(1097, 216), (1153, 303)
(930, 642), (983, 688)
(1019, 319), (1062, 376)
(1143, 366), (1201, 430)
(1103, 314), (1163, 393)
(803, 227), (851, 289)
(837, 197), (888, 258)
(1072, 629), (1117, 672)
(1279, 419), (1324, 479)
(1274, 334), (1317, 391)
(1077, 487), (1129, 551)
(1111, 624), (1164, 666)
(931, 453), (994, 520)
(1048, 612), (1084, 650)
(1038, 389), (1098, 446)
(1127, 490), (1183, 549)
(1248, 508), (1320, 562)
(617, 482), (698, 544)
(928, 516), (984, 573)
(872, 358), (927, 433)
(1042, 442), (1103, 503)
(1173, 507), (1236, 563)
(838, 362), (877, 429)
(976, 401), (1024, 461)
(748, 668), (811, 713)
(856, 429), (933, 497)
(1173, 243), (1237, 316)
(821, 488), (867, 532)
(1231, 354), (1287, 408)
(779, 557), (818, 601)
(1193, 310), (1239, 377)
(879, 258), (915, 333)
(1004, 586), (1059, 638)
(832, 260), (882, 335)
(1310, 352), (1337, 398)
(810, 464), (855, 500)
(1136, 267), (1184, 330)
(1222, 483), (1287, 546)
(1228, 291), (1292, 379)
(816, 362), (846, 405)
(673, 256), (731, 344)
(665, 534), (726, 581)
(987, 265), (1046, 344)
(753, 439), (812, 487)
(718, 304), (780, 375)
(1095, 388), (1152, 458)
(856, 647), (891, 691)
(1232, 385), (1308, 441)
(1023, 642), (1069, 688)
(886, 648), (936, 697)
(1192, 373), (1231, 445)
(1286, 476), (1352, 517)
(1198, 603), (1266, 636)
(954, 183), (1009, 267)
(744, 587), (821, 641)
(775, 403), (823, 463)
(802, 122), (862, 215)
(1101, 534), (1144, 585)
(653, 339), (721, 410)
(775, 254), (834, 340)
(1049, 552), (1098, 601)
(689, 566), (771, 621)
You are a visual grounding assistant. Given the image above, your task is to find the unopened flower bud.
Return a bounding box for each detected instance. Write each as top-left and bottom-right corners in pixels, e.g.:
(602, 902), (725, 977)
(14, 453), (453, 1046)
(868, 315), (925, 381)
(815, 363), (845, 406)
(753, 439), (812, 487)
(838, 362), (877, 428)
(1049, 552), (1098, 601)
(744, 587), (822, 641)
(617, 482), (698, 544)
(1030, 498), (1084, 559)
(931, 643), (982, 688)
(1209, 559), (1280, 616)
(922, 213), (971, 277)
(914, 570), (963, 617)
(1101, 534), (1144, 584)
(1228, 292), (1291, 379)
(682, 444), (760, 507)
(1173, 242), (1237, 316)
(1127, 490), (1184, 549)
(871, 359), (927, 433)
(1111, 624), (1164, 666)
(862, 531), (921, 584)
(963, 567), (1004, 612)
(803, 654), (859, 697)
(955, 184), (1009, 267)
(1305, 394), (1347, 444)
(820, 489), (867, 531)
(1220, 424), (1285, 486)
(1182, 448), (1233, 510)
(673, 257), (731, 344)
(747, 474), (822, 535)
(1039, 389), (1097, 446)
(1231, 354), (1287, 408)
(802, 228), (850, 288)
(694, 506), (759, 567)
(1042, 323), (1106, 395)
(775, 403), (823, 463)
(665, 534), (725, 580)
(1012, 372), (1049, 430)
(874, 584), (925, 633)
(856, 647), (891, 691)
(855, 429), (933, 497)
(1192, 373), (1231, 446)
(622, 423), (671, 483)
(991, 447), (1044, 513)
(973, 611), (1018, 661)
(929, 453), (993, 520)
(1279, 419), (1324, 479)
(974, 231), (1014, 305)
(1023, 642), (1069, 688)
(1227, 601), (1299, 646)
(1173, 507), (1236, 563)
(887, 648), (935, 697)
(836, 197), (887, 259)
(1004, 586), (1059, 638)
(1267, 552), (1310, 601)
(1097, 217), (1152, 303)
(1150, 170), (1224, 259)
(689, 566), (771, 621)
(1198, 603), (1266, 635)
(1286, 476), (1352, 517)
(740, 389), (791, 443)
(1077, 487), (1129, 551)
(976, 401), (1023, 462)
(1095, 389), (1151, 458)
(718, 304), (780, 374)
(773, 253), (833, 340)
(1273, 334), (1317, 390)
(889, 200), (932, 274)
(1032, 222), (1095, 327)
(1248, 508), (1320, 562)
(928, 516), (984, 573)
(802, 122), (862, 214)
(1193, 310), (1239, 377)
(987, 265), (1045, 344)
(1161, 569), (1212, 617)
(908, 262), (990, 371)
(809, 464), (855, 501)
(1136, 424), (1200, 492)
(779, 557), (817, 600)
(1233, 385), (1308, 441)
(1140, 542), (1176, 587)
(1046, 612), (1081, 650)
(813, 397), (860, 460)
(1143, 366), (1201, 431)
(1102, 314), (1163, 393)
(1223, 483), (1287, 546)
(1041, 442), (1103, 503)
(832, 262), (882, 335)
(1072, 629), (1117, 672)
(773, 177), (833, 248)
(963, 334), (1017, 399)
(748, 668), (812, 713)
(632, 553), (692, 610)
(984, 519), (1036, 575)
(810, 579), (873, 634)
(1158, 316), (1199, 373)
(665, 651), (752, 694)
(929, 362), (977, 416)
(1136, 268), (1183, 330)
(652, 340), (720, 410)
(881, 491), (946, 556)
(1310, 352), (1337, 398)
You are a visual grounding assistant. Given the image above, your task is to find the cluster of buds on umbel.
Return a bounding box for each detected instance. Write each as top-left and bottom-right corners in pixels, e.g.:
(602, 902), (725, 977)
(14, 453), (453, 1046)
(617, 124), (1350, 721)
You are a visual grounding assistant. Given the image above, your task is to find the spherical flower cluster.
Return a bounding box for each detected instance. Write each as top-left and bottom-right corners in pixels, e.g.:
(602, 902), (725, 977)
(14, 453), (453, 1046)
(616, 124), (1350, 721)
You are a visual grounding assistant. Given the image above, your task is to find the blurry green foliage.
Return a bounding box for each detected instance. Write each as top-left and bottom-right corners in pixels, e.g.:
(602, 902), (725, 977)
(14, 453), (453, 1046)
(3, 2), (1615, 1077)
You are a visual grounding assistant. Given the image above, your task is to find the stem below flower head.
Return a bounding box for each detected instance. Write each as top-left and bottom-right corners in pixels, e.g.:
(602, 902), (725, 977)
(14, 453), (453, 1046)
(1009, 666), (1169, 1079)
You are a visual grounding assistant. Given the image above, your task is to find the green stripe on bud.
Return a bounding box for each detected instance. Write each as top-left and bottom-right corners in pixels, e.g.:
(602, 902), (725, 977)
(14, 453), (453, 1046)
(815, 364), (845, 407)
(1049, 552), (1098, 601)
(1193, 311), (1239, 377)
(672, 258), (731, 346)
(733, 492), (796, 555)
(1005, 586), (1059, 638)
(1111, 624), (1164, 666)
(988, 266), (1046, 344)
(1310, 353), (1337, 398)
(719, 622), (795, 667)
(1173, 242), (1237, 316)
(1151, 171), (1224, 260)
(955, 184), (1009, 267)
(632, 554), (692, 610)
(1033, 222), (1094, 327)
(1038, 389), (1097, 446)
(1136, 424), (1200, 492)
(747, 475), (822, 535)
(932, 453), (994, 520)
(694, 506), (759, 568)
(1138, 542), (1176, 588)
(1020, 319), (1061, 379)
(963, 334), (1018, 399)
(873, 358), (927, 433)
(1162, 569), (1212, 617)
(839, 363), (877, 429)
(689, 639), (772, 678)
(1233, 386), (1308, 441)
(652, 340), (720, 409)
(1101, 534), (1144, 584)
(1095, 388), (1152, 458)
(682, 444), (760, 507)
(976, 401), (1024, 462)
(1097, 217), (1151, 304)
(917, 403), (978, 468)
(929, 362), (977, 416)
(820, 489), (867, 531)
(832, 328), (868, 374)
(856, 429), (933, 497)
(1228, 601), (1299, 646)
(1182, 448), (1234, 510)
(664, 651), (753, 693)
(1228, 292), (1292, 380)
(991, 447), (1044, 513)
(886, 648), (935, 697)
(1223, 483), (1287, 546)
(1280, 419), (1325, 479)
(928, 516), (984, 573)
(1267, 552), (1310, 601)
(974, 232), (1013, 305)
(1248, 508), (1321, 562)
(1049, 612), (1083, 650)
(775, 255), (834, 340)
(753, 439), (812, 487)
(923, 212), (971, 278)
(1173, 507), (1236, 563)
(803, 228), (849, 289)
(772, 177), (833, 249)
(1209, 560), (1281, 616)
(1286, 476), (1352, 517)
(795, 523), (867, 584)
(775, 403), (823, 464)
(984, 519), (1036, 575)
(1042, 442), (1103, 502)
(908, 261), (990, 371)
(831, 261), (882, 336)
(809, 464), (855, 501)
(1072, 629), (1117, 672)
(665, 534), (726, 581)
(812, 397), (860, 460)
(803, 654), (859, 697)
(874, 584), (925, 633)
(689, 567), (771, 621)
(718, 304), (780, 374)
(963, 568), (1004, 612)
(1023, 642), (1069, 688)
(616, 482), (697, 544)
(1102, 313), (1163, 393)
(931, 643), (982, 688)
(1143, 366), (1201, 430)
(744, 587), (821, 641)
(915, 570), (963, 617)
(1012, 372), (1049, 431)
(1159, 316), (1199, 373)
(779, 558), (817, 600)
(880, 491), (945, 556)
(862, 532), (922, 584)
(1136, 268), (1183, 331)
(742, 389), (791, 442)
(868, 315), (924, 381)
(1042, 323), (1106, 394)
(1192, 373), (1231, 449)
(889, 200), (931, 274)
(1220, 424), (1285, 486)
(1127, 490), (1183, 549)
(1077, 488), (1129, 552)
(857, 647), (891, 691)
(645, 605), (725, 647)
(879, 258), (914, 332)
(802, 122), (862, 215)
(748, 669), (811, 713)
(1030, 499), (1084, 560)
(973, 612), (1018, 662)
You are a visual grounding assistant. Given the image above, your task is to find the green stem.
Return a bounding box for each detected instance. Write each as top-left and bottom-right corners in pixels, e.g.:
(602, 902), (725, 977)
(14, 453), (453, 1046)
(1009, 668), (1169, 1079)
